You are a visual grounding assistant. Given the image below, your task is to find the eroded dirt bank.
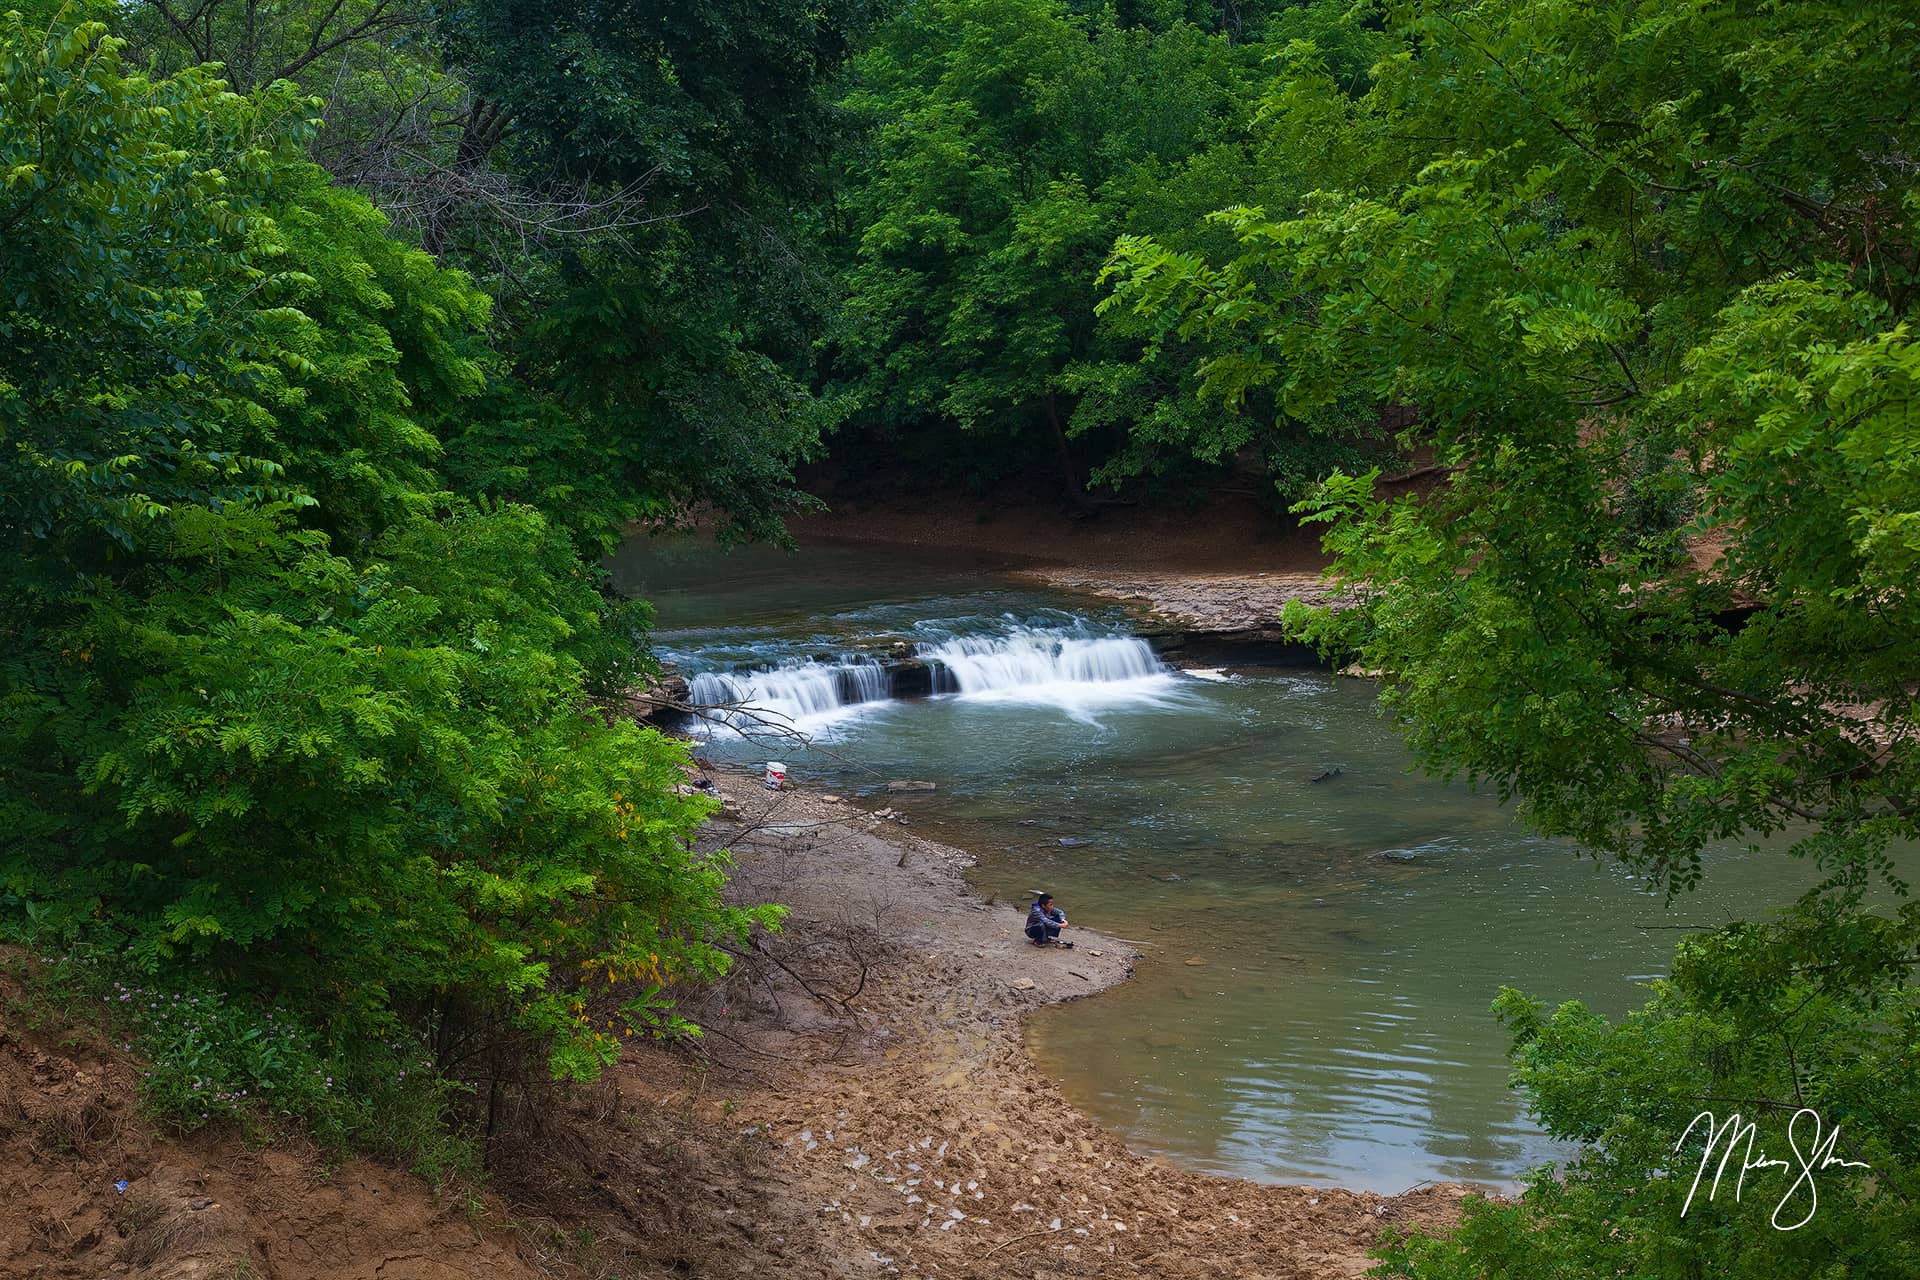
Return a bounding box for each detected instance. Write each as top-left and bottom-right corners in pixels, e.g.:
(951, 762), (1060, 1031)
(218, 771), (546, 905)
(2, 770), (1467, 1280)
(785, 490), (1330, 578)
(0, 1008), (539, 1280)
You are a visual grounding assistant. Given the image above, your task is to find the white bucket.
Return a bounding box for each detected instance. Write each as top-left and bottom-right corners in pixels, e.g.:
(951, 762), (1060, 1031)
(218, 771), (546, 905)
(764, 761), (788, 791)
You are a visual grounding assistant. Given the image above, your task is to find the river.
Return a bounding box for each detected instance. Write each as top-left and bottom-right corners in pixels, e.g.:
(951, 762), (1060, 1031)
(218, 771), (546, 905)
(608, 537), (1845, 1192)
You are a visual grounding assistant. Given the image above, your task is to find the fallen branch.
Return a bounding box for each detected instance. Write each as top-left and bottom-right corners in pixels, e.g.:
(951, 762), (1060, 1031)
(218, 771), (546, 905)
(1379, 463), (1459, 485)
(982, 1229), (1054, 1260)
(743, 937), (856, 1016)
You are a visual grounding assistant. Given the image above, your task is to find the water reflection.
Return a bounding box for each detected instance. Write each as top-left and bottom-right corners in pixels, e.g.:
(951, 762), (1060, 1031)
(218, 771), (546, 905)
(613, 538), (1854, 1191)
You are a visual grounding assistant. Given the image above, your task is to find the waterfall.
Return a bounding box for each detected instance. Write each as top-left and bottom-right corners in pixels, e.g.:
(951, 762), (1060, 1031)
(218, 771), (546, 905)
(687, 657), (890, 729)
(918, 628), (1163, 694)
(680, 624), (1173, 735)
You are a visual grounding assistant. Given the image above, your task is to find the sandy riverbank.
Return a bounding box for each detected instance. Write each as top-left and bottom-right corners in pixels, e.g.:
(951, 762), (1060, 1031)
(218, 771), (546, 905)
(568, 768), (1473, 1278)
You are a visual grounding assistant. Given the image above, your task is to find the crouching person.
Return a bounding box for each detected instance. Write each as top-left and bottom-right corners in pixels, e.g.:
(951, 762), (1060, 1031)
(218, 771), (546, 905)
(1025, 893), (1072, 948)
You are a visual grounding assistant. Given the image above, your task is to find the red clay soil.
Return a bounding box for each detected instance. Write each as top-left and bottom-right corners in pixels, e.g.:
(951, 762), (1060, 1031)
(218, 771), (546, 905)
(0, 982), (537, 1280)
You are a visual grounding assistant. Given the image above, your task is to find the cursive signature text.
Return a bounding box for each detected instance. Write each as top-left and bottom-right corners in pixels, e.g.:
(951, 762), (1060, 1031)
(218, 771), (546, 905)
(1676, 1108), (1872, 1230)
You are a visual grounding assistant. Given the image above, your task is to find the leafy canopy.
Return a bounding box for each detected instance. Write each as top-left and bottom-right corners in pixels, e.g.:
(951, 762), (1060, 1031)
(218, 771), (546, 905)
(1105, 0), (1920, 895)
(829, 0), (1400, 503)
(1102, 0), (1918, 1271)
(0, 17), (770, 1120)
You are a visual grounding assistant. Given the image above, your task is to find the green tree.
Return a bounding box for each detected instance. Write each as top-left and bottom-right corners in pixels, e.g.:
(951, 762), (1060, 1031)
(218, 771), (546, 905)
(1, 16), (768, 1135)
(830, 0), (1399, 506)
(1379, 900), (1920, 1279)
(830, 0), (1263, 502)
(1077, 0), (1399, 502)
(108, 0), (872, 551)
(423, 0), (877, 547)
(1102, 0), (1919, 1269)
(1106, 0), (1919, 892)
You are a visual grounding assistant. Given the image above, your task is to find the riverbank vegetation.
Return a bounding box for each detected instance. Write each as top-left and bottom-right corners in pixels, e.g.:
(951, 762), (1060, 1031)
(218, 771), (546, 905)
(1097, 0), (1919, 1272)
(825, 0), (1409, 505)
(3, 0), (1916, 1273)
(0, 4), (819, 1165)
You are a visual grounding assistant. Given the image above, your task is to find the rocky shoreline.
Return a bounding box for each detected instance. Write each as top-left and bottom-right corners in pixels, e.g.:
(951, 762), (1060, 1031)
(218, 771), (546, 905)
(594, 540), (1473, 1276)
(581, 767), (1473, 1278)
(1014, 567), (1351, 667)
(0, 758), (1472, 1280)
(0, 571), (1458, 1280)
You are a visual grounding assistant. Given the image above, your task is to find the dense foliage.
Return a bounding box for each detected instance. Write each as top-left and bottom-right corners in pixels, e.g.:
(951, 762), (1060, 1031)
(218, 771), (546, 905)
(827, 0), (1404, 503)
(1108, 0), (1917, 878)
(102, 0), (875, 549)
(6, 0), (1917, 1260)
(1099, 0), (1919, 1272)
(427, 0), (874, 546)
(0, 14), (780, 1160)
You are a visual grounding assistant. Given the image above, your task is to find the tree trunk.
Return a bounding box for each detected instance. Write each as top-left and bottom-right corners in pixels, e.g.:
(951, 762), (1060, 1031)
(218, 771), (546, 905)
(1043, 392), (1094, 515)
(424, 98), (513, 255)
(1219, 1), (1244, 45)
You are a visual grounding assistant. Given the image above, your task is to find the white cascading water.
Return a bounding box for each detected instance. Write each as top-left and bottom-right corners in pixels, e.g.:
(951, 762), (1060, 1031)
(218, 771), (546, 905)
(683, 626), (1175, 735)
(919, 628), (1163, 693)
(688, 659), (890, 729)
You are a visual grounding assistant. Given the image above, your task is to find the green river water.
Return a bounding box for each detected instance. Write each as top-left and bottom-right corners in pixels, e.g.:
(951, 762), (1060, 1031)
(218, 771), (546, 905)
(609, 538), (1858, 1192)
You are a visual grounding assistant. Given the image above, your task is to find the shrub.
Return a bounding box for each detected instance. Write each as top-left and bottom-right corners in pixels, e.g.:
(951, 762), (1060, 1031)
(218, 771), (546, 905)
(0, 16), (770, 1171)
(24, 947), (476, 1178)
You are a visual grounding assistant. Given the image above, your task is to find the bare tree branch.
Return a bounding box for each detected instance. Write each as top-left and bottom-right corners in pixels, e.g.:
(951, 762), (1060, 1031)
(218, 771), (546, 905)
(263, 0), (418, 87)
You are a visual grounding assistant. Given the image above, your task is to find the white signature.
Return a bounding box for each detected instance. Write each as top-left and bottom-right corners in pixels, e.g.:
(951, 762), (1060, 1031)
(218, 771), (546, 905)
(1676, 1109), (1872, 1230)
